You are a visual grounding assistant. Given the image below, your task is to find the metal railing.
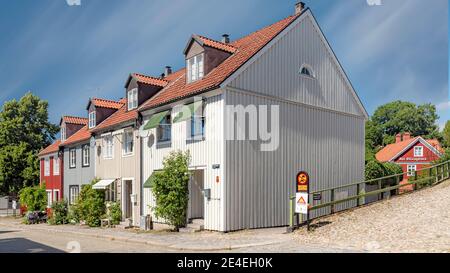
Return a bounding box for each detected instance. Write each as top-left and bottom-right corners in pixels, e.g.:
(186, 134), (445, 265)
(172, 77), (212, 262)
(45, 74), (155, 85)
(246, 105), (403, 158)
(288, 160), (450, 231)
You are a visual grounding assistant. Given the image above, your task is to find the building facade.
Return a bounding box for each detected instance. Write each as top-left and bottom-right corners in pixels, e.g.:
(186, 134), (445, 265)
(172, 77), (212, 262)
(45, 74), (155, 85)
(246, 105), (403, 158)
(138, 4), (367, 232)
(38, 140), (63, 208)
(376, 133), (444, 180)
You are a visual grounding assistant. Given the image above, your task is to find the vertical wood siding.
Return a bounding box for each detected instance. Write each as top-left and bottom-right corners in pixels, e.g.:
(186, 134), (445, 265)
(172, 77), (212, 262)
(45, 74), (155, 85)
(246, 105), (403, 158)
(224, 90), (365, 231)
(228, 15), (364, 117)
(63, 143), (95, 201)
(142, 94), (225, 231)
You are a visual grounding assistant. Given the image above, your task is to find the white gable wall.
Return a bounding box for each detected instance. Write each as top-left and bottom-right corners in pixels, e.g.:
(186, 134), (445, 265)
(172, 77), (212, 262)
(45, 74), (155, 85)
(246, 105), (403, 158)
(227, 11), (366, 118)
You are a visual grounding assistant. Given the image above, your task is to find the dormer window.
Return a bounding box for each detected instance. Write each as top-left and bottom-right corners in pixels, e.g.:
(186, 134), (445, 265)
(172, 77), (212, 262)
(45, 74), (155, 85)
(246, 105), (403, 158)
(128, 88), (138, 110)
(88, 111), (96, 128)
(187, 54), (204, 83)
(61, 126), (66, 142)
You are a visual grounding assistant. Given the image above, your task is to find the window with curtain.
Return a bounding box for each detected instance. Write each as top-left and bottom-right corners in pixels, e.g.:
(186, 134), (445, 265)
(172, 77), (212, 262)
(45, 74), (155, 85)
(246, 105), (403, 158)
(104, 135), (114, 159)
(53, 157), (60, 175)
(187, 54), (204, 83)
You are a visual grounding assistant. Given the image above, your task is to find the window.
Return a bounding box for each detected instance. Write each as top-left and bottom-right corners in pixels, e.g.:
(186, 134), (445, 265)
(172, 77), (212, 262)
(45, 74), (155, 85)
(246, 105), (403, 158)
(104, 135), (114, 159)
(53, 157), (60, 175)
(44, 158), (50, 176)
(53, 190), (59, 202)
(89, 111), (96, 128)
(189, 103), (205, 139)
(61, 126), (66, 142)
(123, 130), (134, 156)
(128, 88), (138, 110)
(46, 190), (52, 207)
(300, 64), (315, 78)
(414, 146), (423, 157)
(187, 54), (204, 83)
(105, 181), (117, 202)
(157, 114), (171, 142)
(407, 165), (417, 177)
(82, 145), (90, 167)
(69, 149), (76, 168)
(69, 186), (79, 205)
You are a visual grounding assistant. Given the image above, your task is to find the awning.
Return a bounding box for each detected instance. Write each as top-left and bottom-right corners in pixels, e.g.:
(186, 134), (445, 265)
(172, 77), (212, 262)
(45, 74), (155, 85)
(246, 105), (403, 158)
(92, 179), (116, 190)
(143, 110), (170, 130)
(143, 171), (163, 188)
(173, 102), (203, 123)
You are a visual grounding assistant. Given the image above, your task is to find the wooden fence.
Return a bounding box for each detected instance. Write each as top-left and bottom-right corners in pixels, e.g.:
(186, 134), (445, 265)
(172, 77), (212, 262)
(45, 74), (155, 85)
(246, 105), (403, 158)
(288, 160), (450, 231)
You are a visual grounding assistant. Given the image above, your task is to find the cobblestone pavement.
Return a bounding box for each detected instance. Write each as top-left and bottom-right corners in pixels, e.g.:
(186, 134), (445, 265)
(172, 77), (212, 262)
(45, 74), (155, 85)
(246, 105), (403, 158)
(295, 179), (450, 253)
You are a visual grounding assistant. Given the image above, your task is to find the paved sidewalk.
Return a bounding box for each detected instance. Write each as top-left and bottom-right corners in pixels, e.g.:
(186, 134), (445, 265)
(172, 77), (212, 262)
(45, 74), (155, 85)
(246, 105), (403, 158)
(0, 217), (356, 252)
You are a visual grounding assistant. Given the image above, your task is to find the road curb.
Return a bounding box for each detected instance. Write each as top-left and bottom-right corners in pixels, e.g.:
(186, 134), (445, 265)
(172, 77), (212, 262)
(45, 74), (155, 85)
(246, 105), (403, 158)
(0, 221), (281, 251)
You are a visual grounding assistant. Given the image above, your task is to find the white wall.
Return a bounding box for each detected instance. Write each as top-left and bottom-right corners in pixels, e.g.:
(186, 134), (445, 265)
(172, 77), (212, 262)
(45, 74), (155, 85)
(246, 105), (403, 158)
(141, 93), (225, 231)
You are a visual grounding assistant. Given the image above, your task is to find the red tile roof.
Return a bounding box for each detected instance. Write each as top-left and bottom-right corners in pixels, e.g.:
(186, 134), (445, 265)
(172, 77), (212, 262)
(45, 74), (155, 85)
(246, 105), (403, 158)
(196, 35), (237, 54)
(133, 73), (169, 87)
(90, 98), (124, 110)
(376, 137), (444, 162)
(62, 116), (88, 125)
(38, 140), (61, 157)
(140, 14), (300, 111)
(61, 125), (91, 146)
(90, 100), (138, 133)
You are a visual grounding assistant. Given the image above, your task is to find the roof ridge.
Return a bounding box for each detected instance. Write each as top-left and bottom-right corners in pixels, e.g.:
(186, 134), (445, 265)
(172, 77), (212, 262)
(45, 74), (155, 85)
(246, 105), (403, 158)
(92, 97), (124, 104)
(63, 115), (88, 120)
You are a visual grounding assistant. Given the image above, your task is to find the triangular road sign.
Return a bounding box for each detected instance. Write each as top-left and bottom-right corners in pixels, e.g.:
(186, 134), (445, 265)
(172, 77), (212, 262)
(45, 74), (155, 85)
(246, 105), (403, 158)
(298, 196), (306, 204)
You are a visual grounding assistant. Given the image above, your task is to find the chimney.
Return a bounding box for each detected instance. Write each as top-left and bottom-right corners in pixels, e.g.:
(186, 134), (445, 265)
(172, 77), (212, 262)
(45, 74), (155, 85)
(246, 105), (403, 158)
(164, 66), (172, 76)
(396, 134), (402, 143)
(222, 34), (230, 44)
(295, 1), (305, 15)
(403, 132), (411, 141)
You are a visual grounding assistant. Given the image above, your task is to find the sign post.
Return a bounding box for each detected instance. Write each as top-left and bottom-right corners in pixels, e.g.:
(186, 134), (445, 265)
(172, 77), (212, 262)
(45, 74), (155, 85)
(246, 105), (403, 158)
(295, 171), (311, 231)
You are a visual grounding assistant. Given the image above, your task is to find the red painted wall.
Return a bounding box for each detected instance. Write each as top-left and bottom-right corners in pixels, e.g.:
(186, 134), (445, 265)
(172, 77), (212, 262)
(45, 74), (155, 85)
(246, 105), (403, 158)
(40, 153), (63, 204)
(394, 142), (441, 180)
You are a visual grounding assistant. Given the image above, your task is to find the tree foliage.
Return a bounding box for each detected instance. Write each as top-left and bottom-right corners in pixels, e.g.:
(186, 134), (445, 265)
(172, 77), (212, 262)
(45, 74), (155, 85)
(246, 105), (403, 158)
(71, 179), (106, 227)
(0, 92), (59, 195)
(19, 183), (47, 211)
(366, 101), (440, 151)
(151, 150), (191, 231)
(443, 121), (450, 148)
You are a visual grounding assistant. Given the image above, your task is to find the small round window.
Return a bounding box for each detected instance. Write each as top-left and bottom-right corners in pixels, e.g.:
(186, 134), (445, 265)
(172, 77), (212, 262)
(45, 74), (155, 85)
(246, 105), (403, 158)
(299, 65), (315, 78)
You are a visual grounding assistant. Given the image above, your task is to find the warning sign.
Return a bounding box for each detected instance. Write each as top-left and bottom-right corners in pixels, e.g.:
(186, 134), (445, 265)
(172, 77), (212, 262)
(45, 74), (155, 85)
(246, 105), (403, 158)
(296, 171), (309, 192)
(295, 192), (308, 214)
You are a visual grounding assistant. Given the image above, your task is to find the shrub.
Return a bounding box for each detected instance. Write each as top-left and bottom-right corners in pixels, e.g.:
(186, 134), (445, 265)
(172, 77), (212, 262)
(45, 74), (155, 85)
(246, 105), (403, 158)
(19, 183), (47, 212)
(68, 202), (82, 224)
(48, 199), (68, 225)
(106, 202), (122, 225)
(77, 180), (105, 227)
(365, 160), (403, 186)
(151, 150), (191, 231)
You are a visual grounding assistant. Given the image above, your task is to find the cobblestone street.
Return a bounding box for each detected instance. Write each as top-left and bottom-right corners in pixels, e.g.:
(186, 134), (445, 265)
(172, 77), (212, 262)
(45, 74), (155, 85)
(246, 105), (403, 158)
(295, 180), (450, 253)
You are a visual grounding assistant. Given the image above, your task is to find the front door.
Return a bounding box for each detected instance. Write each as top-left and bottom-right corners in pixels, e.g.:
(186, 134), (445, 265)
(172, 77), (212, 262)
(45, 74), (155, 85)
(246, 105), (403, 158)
(188, 170), (204, 220)
(123, 180), (133, 219)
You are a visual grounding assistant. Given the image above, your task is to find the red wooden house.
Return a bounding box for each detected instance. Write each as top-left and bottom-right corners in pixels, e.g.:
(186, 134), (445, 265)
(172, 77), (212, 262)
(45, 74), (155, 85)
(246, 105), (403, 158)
(376, 133), (444, 182)
(38, 140), (63, 208)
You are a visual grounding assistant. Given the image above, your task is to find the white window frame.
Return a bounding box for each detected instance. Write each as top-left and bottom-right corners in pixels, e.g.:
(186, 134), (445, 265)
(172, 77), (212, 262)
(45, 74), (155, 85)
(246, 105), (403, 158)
(157, 114), (172, 143)
(46, 190), (52, 208)
(61, 126), (66, 142)
(128, 88), (138, 110)
(69, 185), (80, 205)
(187, 54), (204, 83)
(414, 146), (424, 157)
(53, 157), (60, 175)
(407, 165), (417, 177)
(104, 135), (114, 159)
(122, 130), (134, 156)
(82, 145), (90, 167)
(69, 149), (76, 168)
(89, 111), (96, 129)
(44, 158), (50, 177)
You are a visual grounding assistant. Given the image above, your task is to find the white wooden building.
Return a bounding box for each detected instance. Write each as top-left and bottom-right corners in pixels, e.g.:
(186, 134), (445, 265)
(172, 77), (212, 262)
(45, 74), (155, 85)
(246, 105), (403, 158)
(138, 3), (367, 232)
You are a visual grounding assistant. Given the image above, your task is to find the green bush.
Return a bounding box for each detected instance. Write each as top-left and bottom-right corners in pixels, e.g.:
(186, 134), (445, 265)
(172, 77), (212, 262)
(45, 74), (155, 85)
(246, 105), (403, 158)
(106, 202), (122, 225)
(67, 180), (105, 227)
(48, 199), (68, 225)
(19, 183), (47, 211)
(365, 160), (403, 185)
(151, 150), (191, 231)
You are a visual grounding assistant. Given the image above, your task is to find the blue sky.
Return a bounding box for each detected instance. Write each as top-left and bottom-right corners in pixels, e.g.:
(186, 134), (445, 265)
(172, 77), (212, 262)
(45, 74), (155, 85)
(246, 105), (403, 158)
(0, 0), (448, 129)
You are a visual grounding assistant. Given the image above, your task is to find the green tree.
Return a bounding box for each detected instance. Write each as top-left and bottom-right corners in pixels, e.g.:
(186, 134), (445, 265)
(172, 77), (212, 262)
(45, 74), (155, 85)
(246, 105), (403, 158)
(367, 101), (440, 150)
(151, 150), (191, 231)
(0, 92), (59, 195)
(443, 121), (450, 148)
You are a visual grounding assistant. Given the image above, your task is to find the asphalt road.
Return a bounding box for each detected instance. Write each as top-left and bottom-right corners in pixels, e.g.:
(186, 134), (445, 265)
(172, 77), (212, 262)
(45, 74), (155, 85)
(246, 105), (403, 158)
(0, 225), (180, 253)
